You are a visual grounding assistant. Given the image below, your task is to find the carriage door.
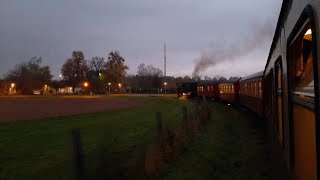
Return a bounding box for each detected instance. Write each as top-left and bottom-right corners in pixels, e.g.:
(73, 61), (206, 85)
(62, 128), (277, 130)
(275, 60), (284, 147)
(288, 17), (318, 179)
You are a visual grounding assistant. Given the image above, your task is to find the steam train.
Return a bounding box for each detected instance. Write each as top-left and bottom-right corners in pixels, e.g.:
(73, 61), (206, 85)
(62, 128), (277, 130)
(179, 1), (320, 179)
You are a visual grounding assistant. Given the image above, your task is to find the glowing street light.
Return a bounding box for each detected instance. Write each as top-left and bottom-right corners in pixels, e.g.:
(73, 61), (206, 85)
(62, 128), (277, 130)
(11, 83), (15, 88)
(118, 83), (121, 87)
(107, 82), (111, 94)
(84, 82), (89, 87)
(164, 82), (167, 94)
(59, 74), (62, 78)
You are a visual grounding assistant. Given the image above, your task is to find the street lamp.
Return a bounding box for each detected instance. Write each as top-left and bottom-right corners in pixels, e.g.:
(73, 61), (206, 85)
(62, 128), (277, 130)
(118, 83), (122, 93)
(10, 83), (15, 94)
(164, 82), (167, 94)
(108, 82), (111, 94)
(83, 82), (89, 95)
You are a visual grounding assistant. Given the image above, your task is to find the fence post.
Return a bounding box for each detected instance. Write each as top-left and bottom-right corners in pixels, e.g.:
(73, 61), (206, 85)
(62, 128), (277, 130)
(72, 129), (85, 180)
(182, 106), (189, 135)
(156, 112), (163, 142)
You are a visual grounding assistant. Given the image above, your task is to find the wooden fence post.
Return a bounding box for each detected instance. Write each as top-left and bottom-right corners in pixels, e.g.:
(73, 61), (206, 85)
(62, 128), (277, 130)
(182, 106), (189, 135)
(156, 112), (163, 142)
(72, 129), (85, 180)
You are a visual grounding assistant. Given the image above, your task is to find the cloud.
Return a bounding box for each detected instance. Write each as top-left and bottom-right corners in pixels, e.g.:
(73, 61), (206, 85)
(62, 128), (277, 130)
(0, 0), (282, 78)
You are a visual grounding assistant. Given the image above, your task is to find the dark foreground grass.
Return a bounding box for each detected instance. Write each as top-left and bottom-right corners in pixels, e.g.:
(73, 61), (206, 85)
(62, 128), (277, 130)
(0, 96), (193, 180)
(155, 103), (272, 180)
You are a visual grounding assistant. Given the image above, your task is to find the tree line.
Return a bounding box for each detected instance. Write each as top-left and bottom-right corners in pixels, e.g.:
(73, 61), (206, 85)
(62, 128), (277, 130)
(3, 50), (240, 94)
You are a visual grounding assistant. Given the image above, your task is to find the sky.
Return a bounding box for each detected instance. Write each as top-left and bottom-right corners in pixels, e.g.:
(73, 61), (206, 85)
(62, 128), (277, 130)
(0, 0), (282, 79)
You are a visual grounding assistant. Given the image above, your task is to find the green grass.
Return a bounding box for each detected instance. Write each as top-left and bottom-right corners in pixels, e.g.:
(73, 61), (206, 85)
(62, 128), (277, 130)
(155, 103), (271, 180)
(0, 97), (272, 180)
(0, 96), (194, 180)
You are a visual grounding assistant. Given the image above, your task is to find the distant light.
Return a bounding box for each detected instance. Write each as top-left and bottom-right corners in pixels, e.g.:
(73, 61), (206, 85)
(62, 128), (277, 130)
(84, 82), (89, 87)
(227, 104), (231, 106)
(164, 82), (167, 85)
(69, 87), (72, 90)
(305, 29), (312, 35)
(118, 83), (121, 87)
(99, 73), (102, 76)
(59, 74), (62, 78)
(11, 83), (15, 88)
(108, 82), (111, 86)
(44, 84), (47, 87)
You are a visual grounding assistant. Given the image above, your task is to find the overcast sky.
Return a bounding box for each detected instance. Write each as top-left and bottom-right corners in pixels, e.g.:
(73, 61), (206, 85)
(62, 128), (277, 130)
(0, 0), (282, 79)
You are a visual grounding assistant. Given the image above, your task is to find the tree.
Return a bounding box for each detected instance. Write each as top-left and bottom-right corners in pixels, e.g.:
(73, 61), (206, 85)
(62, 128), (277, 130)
(104, 51), (128, 87)
(136, 63), (163, 89)
(89, 57), (105, 72)
(87, 57), (106, 93)
(61, 51), (88, 91)
(5, 57), (53, 94)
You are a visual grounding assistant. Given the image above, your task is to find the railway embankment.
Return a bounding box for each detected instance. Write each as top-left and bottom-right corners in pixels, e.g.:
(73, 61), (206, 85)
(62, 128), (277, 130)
(155, 102), (289, 180)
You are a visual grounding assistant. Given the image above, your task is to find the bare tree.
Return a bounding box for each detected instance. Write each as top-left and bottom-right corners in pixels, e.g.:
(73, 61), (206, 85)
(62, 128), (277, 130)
(89, 57), (105, 72)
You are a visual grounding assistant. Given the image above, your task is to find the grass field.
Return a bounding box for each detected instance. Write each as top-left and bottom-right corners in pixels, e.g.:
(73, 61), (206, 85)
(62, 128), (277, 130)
(0, 96), (195, 179)
(155, 103), (272, 180)
(0, 96), (273, 179)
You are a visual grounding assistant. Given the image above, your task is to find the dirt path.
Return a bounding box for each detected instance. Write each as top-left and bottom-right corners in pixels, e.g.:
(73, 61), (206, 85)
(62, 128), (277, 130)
(0, 96), (146, 122)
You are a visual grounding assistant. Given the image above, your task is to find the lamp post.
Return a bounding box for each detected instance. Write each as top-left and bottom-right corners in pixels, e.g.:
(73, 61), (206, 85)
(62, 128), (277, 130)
(118, 83), (121, 93)
(108, 82), (111, 94)
(84, 82), (89, 95)
(10, 83), (15, 94)
(164, 82), (167, 94)
(44, 84), (48, 94)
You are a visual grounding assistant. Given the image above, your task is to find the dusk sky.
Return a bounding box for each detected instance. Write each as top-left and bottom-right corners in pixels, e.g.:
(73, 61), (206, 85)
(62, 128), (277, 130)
(0, 0), (282, 79)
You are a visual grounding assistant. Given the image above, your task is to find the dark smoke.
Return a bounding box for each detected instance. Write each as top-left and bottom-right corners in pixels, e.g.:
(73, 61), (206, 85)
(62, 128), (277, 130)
(192, 19), (275, 77)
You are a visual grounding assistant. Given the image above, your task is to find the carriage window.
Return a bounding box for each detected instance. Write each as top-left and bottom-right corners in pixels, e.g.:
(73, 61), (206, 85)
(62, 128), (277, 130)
(254, 82), (257, 97)
(259, 81), (262, 97)
(245, 83), (247, 95)
(290, 22), (314, 101)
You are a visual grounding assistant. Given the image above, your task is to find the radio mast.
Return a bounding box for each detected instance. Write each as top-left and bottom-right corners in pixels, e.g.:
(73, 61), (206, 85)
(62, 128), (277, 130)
(164, 43), (166, 77)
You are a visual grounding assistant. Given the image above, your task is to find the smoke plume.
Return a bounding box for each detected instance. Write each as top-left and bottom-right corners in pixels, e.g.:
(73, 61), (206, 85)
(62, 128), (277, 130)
(192, 19), (275, 77)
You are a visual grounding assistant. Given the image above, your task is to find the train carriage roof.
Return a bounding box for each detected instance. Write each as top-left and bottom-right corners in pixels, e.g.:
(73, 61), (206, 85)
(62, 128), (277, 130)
(197, 81), (219, 86)
(264, 0), (291, 74)
(240, 70), (264, 82)
(220, 78), (241, 84)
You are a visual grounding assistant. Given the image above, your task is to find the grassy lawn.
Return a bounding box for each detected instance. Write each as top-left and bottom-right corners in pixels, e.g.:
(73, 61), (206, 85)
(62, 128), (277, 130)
(0, 96), (272, 180)
(155, 103), (272, 180)
(0, 96), (193, 180)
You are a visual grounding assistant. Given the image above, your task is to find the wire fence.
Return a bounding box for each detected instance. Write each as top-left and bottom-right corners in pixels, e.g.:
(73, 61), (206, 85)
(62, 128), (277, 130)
(71, 98), (210, 180)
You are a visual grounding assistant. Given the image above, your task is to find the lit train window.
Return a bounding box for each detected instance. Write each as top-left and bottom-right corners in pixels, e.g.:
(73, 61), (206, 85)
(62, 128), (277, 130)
(255, 82), (258, 97)
(245, 83), (247, 95)
(259, 81), (262, 97)
(290, 22), (314, 102)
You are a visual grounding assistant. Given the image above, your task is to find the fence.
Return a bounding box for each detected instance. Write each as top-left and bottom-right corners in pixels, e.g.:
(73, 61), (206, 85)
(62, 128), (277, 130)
(71, 98), (210, 179)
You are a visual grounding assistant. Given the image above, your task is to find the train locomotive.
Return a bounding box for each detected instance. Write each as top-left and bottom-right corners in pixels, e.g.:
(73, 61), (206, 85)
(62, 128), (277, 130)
(178, 1), (320, 179)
